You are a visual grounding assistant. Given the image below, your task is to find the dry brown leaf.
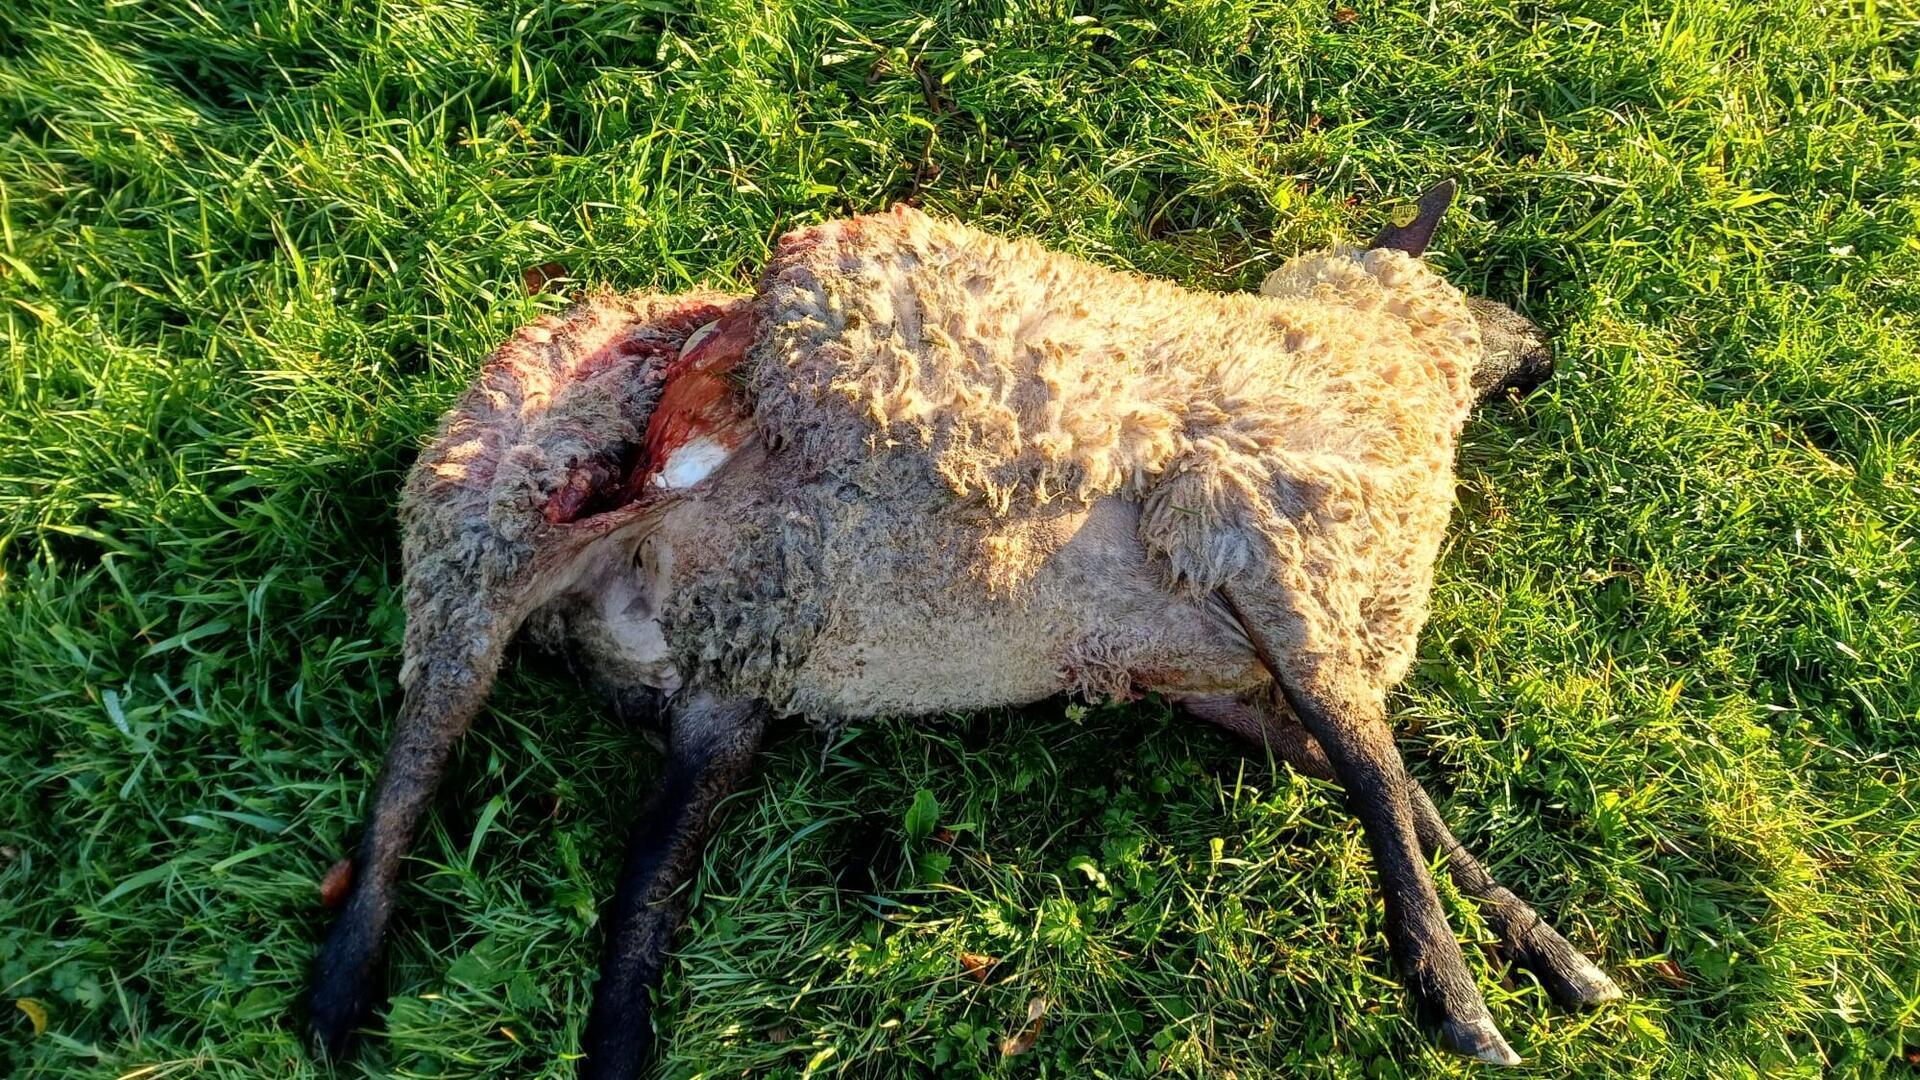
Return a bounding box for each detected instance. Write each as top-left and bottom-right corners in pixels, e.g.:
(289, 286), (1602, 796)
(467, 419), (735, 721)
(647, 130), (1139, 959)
(999, 996), (1049, 1057)
(913, 59), (952, 115)
(1652, 958), (1688, 987)
(521, 262), (569, 295)
(1333, 7), (1359, 24)
(959, 952), (995, 982)
(319, 857), (354, 910)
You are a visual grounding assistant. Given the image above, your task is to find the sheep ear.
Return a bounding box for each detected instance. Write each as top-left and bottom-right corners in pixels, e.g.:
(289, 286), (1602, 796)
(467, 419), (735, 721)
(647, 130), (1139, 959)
(1369, 178), (1457, 256)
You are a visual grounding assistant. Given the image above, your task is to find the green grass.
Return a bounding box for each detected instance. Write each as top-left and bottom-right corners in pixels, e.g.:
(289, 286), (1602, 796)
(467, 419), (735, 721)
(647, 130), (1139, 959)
(1, 0), (1917, 1075)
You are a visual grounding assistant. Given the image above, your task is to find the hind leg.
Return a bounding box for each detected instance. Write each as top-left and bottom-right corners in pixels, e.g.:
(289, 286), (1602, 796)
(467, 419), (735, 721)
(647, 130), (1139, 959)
(582, 691), (766, 1080)
(311, 665), (498, 1057)
(1219, 586), (1518, 1064)
(1180, 691), (1622, 1009)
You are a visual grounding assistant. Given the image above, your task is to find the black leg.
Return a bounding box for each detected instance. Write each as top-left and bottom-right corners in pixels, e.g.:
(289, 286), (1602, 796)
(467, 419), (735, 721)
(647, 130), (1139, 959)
(1182, 690), (1620, 1012)
(310, 664), (497, 1057)
(1219, 589), (1519, 1065)
(581, 692), (766, 1080)
(1406, 783), (1623, 1008)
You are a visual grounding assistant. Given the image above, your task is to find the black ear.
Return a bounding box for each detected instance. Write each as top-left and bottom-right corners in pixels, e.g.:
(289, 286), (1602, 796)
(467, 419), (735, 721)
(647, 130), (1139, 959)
(1369, 178), (1458, 256)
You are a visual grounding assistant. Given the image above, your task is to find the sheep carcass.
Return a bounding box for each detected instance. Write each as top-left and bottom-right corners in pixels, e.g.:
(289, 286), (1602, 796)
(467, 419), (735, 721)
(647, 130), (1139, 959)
(311, 188), (1609, 1078)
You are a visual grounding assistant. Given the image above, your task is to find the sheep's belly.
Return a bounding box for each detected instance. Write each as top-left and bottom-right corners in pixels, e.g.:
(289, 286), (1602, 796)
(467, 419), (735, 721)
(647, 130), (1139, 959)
(781, 497), (1266, 720)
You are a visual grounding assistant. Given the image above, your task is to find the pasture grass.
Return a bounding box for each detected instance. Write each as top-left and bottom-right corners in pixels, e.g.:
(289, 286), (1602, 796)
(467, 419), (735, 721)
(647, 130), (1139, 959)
(2, 0), (1918, 1075)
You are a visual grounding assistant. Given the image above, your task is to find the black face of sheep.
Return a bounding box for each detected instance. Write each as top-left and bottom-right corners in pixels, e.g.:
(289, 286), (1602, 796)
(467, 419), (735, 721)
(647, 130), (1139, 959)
(1467, 295), (1556, 400)
(309, 189), (1617, 1078)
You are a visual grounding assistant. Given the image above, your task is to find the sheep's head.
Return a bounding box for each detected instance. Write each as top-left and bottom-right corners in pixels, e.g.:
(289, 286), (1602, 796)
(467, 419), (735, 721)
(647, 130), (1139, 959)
(1462, 295), (1553, 401)
(1372, 179), (1554, 403)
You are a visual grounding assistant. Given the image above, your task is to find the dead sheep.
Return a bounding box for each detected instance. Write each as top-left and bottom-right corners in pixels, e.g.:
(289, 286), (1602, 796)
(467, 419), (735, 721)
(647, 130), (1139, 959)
(309, 182), (1614, 1078)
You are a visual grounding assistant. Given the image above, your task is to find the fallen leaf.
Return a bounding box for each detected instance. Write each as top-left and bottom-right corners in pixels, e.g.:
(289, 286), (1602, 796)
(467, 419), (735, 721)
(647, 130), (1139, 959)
(1333, 7), (1359, 23)
(320, 857), (354, 910)
(16, 998), (48, 1036)
(1652, 958), (1688, 987)
(959, 952), (996, 982)
(521, 262), (569, 294)
(1000, 996), (1048, 1057)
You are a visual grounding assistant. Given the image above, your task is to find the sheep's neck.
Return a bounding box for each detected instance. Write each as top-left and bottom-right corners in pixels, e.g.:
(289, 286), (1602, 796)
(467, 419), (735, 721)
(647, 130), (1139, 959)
(632, 307), (754, 500)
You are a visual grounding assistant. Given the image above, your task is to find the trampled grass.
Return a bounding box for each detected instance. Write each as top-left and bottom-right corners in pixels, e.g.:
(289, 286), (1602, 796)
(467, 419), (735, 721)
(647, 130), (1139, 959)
(2, 0), (1917, 1076)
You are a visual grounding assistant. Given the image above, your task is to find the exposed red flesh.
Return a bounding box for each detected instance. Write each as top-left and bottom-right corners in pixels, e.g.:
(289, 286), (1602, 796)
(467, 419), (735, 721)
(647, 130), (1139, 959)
(534, 299), (748, 526)
(625, 306), (756, 503)
(541, 460), (617, 524)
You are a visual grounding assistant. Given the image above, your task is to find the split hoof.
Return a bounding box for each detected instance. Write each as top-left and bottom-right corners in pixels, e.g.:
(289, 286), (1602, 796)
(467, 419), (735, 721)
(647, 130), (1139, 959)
(1440, 1014), (1522, 1066)
(1505, 919), (1626, 1010)
(1546, 957), (1625, 1008)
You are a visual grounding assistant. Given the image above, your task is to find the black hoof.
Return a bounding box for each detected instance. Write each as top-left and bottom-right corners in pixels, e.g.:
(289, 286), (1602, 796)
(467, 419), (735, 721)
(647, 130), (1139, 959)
(309, 907), (385, 1060)
(308, 980), (369, 1060)
(1503, 920), (1624, 1010)
(1440, 1013), (1522, 1066)
(579, 1009), (656, 1080)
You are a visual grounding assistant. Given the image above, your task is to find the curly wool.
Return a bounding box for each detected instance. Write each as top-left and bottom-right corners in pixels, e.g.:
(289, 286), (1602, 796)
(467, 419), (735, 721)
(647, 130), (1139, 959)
(745, 206), (1484, 686)
(396, 207), (1501, 730)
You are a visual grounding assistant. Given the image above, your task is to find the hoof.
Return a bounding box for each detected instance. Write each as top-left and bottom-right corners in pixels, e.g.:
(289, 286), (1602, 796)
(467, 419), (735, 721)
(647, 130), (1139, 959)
(1440, 1014), (1522, 1066)
(309, 911), (382, 1061)
(309, 998), (363, 1061)
(1508, 921), (1627, 1010)
(1559, 958), (1625, 1007)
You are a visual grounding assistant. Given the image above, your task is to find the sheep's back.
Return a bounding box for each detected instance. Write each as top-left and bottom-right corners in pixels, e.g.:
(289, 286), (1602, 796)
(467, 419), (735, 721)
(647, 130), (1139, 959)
(749, 206), (1478, 518)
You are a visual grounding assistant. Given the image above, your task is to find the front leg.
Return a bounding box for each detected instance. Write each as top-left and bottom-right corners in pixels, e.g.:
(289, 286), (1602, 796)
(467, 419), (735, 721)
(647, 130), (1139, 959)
(1221, 587), (1520, 1065)
(1181, 691), (1622, 1009)
(581, 691), (766, 1080)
